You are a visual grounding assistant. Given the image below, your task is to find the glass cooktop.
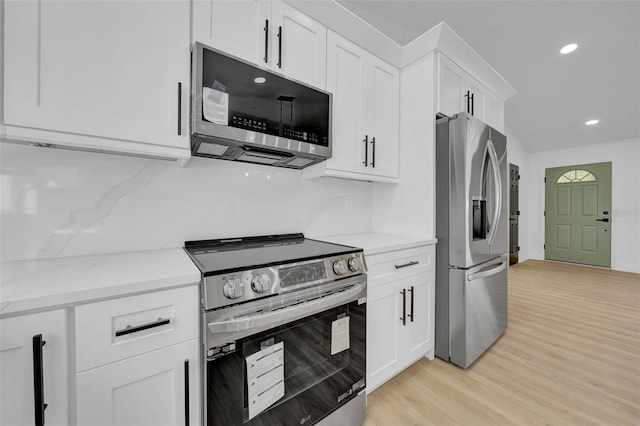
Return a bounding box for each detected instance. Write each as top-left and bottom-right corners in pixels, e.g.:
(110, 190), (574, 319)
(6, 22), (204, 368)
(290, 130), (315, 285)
(184, 233), (360, 276)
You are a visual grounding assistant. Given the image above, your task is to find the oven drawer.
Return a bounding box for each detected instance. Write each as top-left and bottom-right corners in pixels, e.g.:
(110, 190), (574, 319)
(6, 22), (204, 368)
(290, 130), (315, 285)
(367, 245), (434, 287)
(75, 285), (199, 372)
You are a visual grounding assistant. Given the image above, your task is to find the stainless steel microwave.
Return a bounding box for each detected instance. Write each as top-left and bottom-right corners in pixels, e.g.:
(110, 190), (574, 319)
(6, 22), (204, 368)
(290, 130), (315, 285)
(191, 42), (332, 169)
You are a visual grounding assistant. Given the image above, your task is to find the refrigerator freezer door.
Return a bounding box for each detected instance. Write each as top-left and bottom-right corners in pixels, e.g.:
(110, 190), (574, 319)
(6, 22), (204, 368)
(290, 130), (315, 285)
(449, 255), (508, 368)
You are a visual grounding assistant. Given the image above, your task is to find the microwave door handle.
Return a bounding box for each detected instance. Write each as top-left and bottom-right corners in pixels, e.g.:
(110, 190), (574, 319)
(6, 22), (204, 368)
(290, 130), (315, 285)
(486, 139), (502, 246)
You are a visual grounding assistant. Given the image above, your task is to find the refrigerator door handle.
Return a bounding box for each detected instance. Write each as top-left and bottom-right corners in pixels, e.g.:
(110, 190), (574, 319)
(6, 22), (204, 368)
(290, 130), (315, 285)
(467, 258), (507, 282)
(486, 139), (502, 246)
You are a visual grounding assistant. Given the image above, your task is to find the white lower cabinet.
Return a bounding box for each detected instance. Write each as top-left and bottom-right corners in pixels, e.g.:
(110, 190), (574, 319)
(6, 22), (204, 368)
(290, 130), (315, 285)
(76, 339), (200, 426)
(366, 245), (435, 392)
(0, 310), (68, 426)
(74, 285), (200, 426)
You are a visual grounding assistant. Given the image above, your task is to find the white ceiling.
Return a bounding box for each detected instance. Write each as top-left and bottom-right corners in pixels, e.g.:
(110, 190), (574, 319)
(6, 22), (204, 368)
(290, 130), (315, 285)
(334, 0), (640, 153)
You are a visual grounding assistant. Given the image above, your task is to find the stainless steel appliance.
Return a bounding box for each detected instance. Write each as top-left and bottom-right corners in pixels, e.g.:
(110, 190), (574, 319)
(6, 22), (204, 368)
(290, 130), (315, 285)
(191, 43), (332, 169)
(184, 234), (367, 426)
(435, 113), (509, 369)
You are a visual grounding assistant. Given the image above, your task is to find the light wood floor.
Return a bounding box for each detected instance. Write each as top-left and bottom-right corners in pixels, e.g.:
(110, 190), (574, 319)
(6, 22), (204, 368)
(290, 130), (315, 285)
(364, 260), (640, 425)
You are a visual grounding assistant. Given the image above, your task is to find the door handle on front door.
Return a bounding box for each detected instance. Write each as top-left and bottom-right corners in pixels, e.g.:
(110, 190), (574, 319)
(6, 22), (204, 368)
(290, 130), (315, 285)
(596, 218), (609, 222)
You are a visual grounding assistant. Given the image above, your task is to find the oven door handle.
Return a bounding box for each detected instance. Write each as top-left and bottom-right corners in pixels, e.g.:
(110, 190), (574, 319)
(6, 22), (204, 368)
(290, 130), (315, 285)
(207, 283), (365, 334)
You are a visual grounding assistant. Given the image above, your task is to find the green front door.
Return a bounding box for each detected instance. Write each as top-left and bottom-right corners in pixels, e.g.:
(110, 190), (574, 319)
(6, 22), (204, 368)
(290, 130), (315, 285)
(545, 162), (612, 268)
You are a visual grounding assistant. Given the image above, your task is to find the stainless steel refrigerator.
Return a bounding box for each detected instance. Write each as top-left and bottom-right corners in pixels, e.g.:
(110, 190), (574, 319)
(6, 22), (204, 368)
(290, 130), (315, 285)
(435, 113), (508, 369)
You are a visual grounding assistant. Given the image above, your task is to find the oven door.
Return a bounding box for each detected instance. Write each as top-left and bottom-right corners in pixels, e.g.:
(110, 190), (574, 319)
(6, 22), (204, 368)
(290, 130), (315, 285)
(204, 277), (366, 426)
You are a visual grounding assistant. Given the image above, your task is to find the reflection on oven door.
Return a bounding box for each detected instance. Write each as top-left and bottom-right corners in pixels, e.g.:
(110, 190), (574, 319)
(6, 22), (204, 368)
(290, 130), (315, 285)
(206, 300), (366, 426)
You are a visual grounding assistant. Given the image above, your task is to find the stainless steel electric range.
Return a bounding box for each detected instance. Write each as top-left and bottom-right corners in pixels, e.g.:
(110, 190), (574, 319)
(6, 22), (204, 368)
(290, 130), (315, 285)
(184, 234), (367, 426)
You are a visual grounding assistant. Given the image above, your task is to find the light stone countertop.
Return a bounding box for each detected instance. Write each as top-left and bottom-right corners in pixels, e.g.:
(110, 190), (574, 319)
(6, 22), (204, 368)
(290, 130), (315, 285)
(0, 248), (201, 316)
(313, 232), (437, 256)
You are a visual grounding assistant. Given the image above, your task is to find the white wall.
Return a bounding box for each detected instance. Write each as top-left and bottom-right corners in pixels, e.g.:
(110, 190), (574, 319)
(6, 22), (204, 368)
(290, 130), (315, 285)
(505, 127), (530, 262)
(526, 137), (640, 273)
(0, 143), (373, 262)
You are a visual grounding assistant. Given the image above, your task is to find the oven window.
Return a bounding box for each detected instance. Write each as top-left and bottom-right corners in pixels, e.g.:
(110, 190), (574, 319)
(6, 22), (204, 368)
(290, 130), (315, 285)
(207, 300), (366, 426)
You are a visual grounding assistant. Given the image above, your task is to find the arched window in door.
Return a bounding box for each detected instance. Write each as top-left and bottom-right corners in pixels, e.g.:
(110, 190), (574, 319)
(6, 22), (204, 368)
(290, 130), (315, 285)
(556, 169), (597, 183)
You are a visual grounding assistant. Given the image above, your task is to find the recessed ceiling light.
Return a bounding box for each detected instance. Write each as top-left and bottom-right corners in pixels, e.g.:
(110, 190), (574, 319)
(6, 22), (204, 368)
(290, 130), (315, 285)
(254, 76), (266, 84)
(585, 119), (599, 126)
(560, 43), (578, 54)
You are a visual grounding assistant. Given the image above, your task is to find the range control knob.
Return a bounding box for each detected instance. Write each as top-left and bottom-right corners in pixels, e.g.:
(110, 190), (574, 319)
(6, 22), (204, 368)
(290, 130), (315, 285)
(333, 259), (348, 275)
(251, 273), (272, 294)
(347, 257), (361, 272)
(223, 278), (244, 299)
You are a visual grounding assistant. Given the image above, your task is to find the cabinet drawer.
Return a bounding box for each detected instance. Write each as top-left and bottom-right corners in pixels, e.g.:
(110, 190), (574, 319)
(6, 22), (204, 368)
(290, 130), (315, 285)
(75, 286), (199, 372)
(366, 245), (434, 286)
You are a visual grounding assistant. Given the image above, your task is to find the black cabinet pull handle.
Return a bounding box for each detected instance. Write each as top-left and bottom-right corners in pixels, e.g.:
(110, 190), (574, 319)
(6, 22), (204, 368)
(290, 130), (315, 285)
(596, 218), (609, 223)
(277, 26), (282, 68)
(363, 135), (368, 166)
(32, 334), (47, 426)
(115, 317), (170, 337)
(395, 260), (419, 269)
(400, 289), (406, 326)
(177, 82), (182, 135)
(409, 286), (414, 322)
(371, 137), (376, 168)
(184, 359), (190, 426)
(263, 20), (269, 63)
(470, 93), (474, 115)
(465, 90), (470, 114)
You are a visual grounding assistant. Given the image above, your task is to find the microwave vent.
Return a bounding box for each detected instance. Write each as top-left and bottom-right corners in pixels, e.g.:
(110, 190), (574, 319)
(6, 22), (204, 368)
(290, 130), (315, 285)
(197, 142), (230, 157)
(237, 151), (282, 165)
(285, 157), (316, 168)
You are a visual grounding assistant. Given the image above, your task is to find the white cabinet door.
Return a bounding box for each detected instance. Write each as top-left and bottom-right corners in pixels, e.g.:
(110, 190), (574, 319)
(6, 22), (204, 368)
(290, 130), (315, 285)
(466, 81), (486, 122)
(0, 310), (68, 426)
(192, 0), (270, 67)
(303, 31), (399, 183)
(437, 53), (504, 132)
(437, 54), (465, 117)
(77, 339), (200, 426)
(271, 1), (326, 89)
(485, 91), (505, 133)
(4, 0), (190, 154)
(324, 31), (368, 174)
(366, 56), (399, 179)
(367, 281), (402, 392)
(404, 274), (435, 362)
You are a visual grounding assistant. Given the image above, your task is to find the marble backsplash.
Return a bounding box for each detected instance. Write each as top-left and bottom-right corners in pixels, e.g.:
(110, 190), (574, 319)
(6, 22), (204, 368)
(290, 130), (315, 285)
(0, 143), (373, 262)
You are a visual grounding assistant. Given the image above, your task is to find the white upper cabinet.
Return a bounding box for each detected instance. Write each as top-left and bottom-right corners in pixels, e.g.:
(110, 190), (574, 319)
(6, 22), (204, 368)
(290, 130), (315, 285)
(192, 0), (270, 67)
(192, 0), (326, 90)
(318, 32), (368, 174)
(436, 53), (505, 132)
(271, 1), (327, 90)
(367, 56), (400, 179)
(3, 0), (191, 161)
(304, 31), (399, 183)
